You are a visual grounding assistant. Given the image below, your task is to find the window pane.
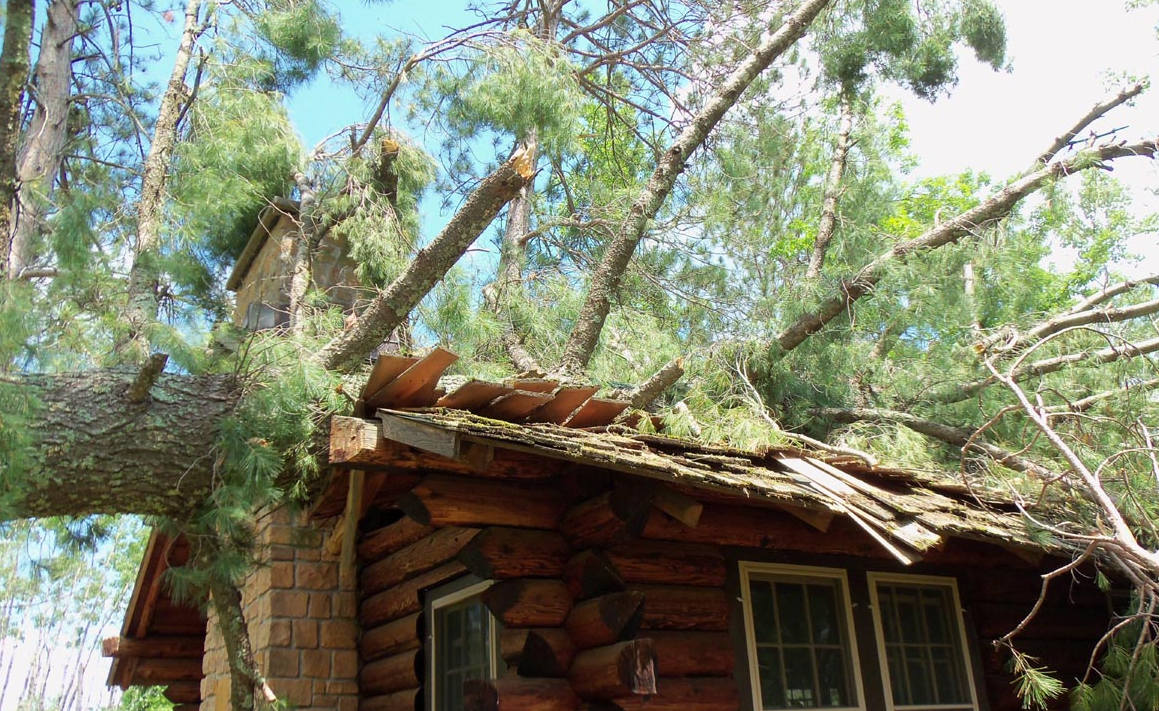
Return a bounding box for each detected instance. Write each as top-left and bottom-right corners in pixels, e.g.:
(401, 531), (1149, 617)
(810, 584), (840, 645)
(436, 596), (494, 711)
(816, 648), (850, 707)
(748, 572), (856, 710)
(782, 648), (817, 707)
(758, 647), (786, 709)
(776, 583), (809, 644)
(753, 581), (778, 644)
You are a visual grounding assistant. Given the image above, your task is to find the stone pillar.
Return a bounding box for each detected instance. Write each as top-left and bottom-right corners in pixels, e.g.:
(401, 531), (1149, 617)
(200, 508), (359, 711)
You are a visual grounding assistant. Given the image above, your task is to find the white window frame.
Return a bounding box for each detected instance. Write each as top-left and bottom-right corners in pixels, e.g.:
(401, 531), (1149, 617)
(866, 572), (980, 711)
(739, 562), (868, 711)
(427, 579), (502, 711)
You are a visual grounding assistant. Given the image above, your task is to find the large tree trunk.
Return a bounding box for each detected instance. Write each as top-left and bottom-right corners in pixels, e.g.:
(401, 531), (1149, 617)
(0, 0), (34, 275)
(120, 0), (206, 361)
(8, 0), (79, 280)
(556, 0), (833, 375)
(0, 369), (238, 520)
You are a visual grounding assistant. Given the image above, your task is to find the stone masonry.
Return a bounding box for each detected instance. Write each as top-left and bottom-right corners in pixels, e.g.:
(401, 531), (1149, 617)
(200, 508), (359, 711)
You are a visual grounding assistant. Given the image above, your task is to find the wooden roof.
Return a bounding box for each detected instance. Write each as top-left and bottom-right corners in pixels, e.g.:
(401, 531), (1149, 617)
(104, 530), (205, 711)
(323, 349), (1055, 566)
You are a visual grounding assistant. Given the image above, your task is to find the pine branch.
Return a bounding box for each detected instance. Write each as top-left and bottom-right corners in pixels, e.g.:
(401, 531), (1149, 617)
(806, 88), (856, 279)
(815, 406), (1058, 479)
(978, 296), (1159, 359)
(934, 334), (1159, 405)
(773, 138), (1159, 356)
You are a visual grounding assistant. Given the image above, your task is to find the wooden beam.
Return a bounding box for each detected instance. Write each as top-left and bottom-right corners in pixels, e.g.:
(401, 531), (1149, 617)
(379, 412), (461, 459)
(101, 635), (204, 659)
(652, 487), (703, 528)
(340, 469), (365, 589)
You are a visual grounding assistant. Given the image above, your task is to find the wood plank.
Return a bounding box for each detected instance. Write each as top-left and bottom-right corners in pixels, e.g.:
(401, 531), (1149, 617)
(101, 635), (204, 659)
(436, 380), (512, 410)
(479, 391), (554, 420)
(379, 412), (461, 459)
(361, 355), (421, 401)
(366, 347), (458, 408)
(526, 386), (600, 424)
(565, 398), (631, 428)
(505, 379), (559, 393)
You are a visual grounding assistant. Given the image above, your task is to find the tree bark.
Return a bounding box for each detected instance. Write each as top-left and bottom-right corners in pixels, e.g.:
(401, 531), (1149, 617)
(557, 0), (833, 375)
(773, 139), (1159, 356)
(120, 0), (206, 361)
(0, 0), (34, 275)
(0, 369), (237, 520)
(8, 0), (78, 280)
(805, 88), (855, 280)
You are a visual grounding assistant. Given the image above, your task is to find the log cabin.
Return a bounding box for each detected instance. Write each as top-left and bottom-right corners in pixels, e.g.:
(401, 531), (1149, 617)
(105, 347), (1117, 711)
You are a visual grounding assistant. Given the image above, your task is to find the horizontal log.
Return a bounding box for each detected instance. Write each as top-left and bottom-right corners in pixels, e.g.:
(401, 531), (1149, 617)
(361, 689), (419, 711)
(563, 489), (654, 549)
(652, 487), (703, 528)
(359, 516), (436, 561)
(605, 542), (725, 588)
(128, 658), (203, 683)
(360, 649), (421, 696)
(499, 627), (578, 677)
(648, 632), (734, 677)
(610, 677), (740, 710)
(101, 635), (204, 659)
(483, 579), (574, 628)
(361, 561), (467, 627)
(162, 682), (201, 704)
(398, 474), (568, 529)
(570, 639), (657, 700)
(362, 527), (480, 595)
(464, 677), (579, 711)
(459, 527), (572, 579)
(564, 550), (627, 601)
(566, 591), (645, 649)
(361, 612), (422, 662)
(331, 416), (560, 479)
(635, 586), (729, 631)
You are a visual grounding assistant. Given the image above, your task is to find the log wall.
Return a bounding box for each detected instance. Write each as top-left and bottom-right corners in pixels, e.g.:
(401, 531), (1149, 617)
(352, 463), (1111, 711)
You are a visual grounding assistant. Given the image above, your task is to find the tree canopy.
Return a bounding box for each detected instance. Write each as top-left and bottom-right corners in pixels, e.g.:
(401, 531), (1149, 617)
(1, 0), (1158, 708)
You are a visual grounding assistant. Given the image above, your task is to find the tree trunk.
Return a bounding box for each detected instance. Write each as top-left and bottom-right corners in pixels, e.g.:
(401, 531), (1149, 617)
(120, 0), (206, 361)
(9, 0), (78, 280)
(0, 369), (238, 520)
(556, 0), (833, 375)
(0, 0), (34, 275)
(805, 88), (855, 280)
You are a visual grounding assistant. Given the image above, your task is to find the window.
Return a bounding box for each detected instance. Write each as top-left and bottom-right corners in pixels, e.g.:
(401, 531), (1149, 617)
(740, 563), (865, 711)
(867, 574), (978, 711)
(427, 579), (503, 711)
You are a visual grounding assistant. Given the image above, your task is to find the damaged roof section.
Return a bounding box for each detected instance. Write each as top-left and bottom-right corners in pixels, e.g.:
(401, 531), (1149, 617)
(326, 349), (1054, 567)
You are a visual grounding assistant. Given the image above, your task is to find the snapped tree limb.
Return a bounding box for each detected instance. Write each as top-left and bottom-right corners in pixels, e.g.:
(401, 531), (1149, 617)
(628, 357), (684, 409)
(316, 148), (534, 370)
(806, 88), (856, 279)
(1032, 81), (1146, 167)
(774, 138), (1159, 355)
(557, 0), (834, 375)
